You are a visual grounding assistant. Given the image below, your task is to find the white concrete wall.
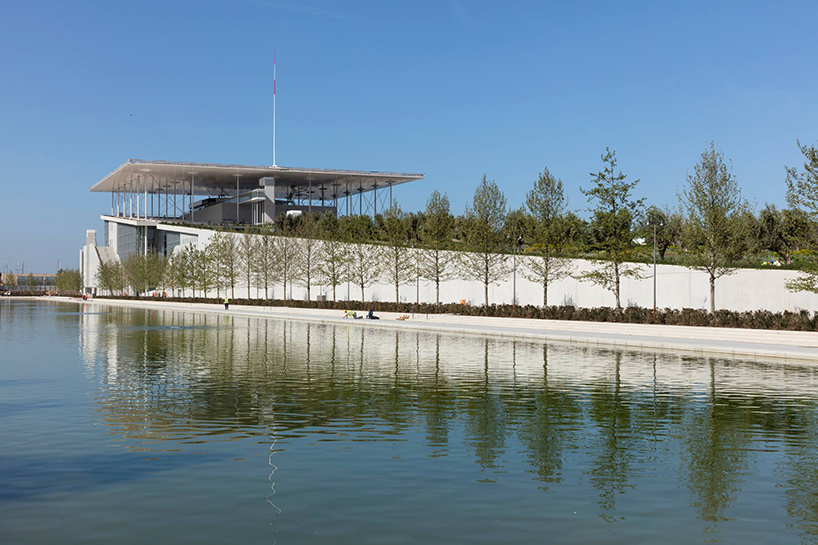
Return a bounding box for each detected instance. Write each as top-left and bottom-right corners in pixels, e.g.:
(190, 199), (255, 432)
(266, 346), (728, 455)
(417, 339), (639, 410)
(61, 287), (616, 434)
(101, 222), (818, 312)
(338, 258), (817, 312)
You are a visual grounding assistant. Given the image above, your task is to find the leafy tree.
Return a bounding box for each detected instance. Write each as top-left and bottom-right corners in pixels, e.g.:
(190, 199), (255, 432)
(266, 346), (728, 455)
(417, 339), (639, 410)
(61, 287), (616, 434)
(501, 206), (533, 243)
(166, 247), (194, 297)
(275, 229), (299, 300)
(562, 211), (590, 252)
(26, 273), (36, 290)
(784, 141), (818, 293)
(345, 215), (381, 301)
(404, 210), (425, 245)
(577, 148), (644, 310)
(418, 190), (456, 304)
(293, 214), (323, 301)
(738, 208), (763, 257)
(643, 205), (683, 261)
(190, 246), (216, 297)
(380, 205), (413, 303)
(758, 203), (792, 265)
(785, 140), (818, 216)
(679, 143), (748, 313)
(316, 212), (349, 302)
(523, 167), (573, 306)
(238, 231), (258, 299)
(54, 269), (80, 293)
(459, 175), (510, 306)
(3, 272), (18, 291)
(124, 253), (165, 295)
(164, 252), (181, 296)
(211, 231), (240, 298)
(253, 226), (278, 299)
(96, 260), (126, 295)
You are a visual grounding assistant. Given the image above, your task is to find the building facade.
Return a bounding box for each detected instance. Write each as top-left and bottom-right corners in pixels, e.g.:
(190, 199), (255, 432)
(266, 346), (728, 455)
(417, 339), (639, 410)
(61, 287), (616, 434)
(80, 159), (424, 295)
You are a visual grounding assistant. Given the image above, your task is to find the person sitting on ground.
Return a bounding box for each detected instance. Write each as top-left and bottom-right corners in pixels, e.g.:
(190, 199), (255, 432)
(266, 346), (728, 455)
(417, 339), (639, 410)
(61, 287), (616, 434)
(367, 307), (379, 320)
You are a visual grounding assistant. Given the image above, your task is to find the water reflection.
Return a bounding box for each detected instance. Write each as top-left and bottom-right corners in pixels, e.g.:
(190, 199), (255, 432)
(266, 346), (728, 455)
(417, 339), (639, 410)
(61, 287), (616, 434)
(70, 302), (818, 538)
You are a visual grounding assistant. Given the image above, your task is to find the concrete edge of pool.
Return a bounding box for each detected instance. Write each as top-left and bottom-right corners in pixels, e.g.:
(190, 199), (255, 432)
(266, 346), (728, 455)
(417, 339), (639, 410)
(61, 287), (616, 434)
(21, 296), (818, 364)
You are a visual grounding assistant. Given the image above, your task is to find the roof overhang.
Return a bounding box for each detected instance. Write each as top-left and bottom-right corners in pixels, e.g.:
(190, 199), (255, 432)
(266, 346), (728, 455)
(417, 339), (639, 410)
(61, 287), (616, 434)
(90, 159), (424, 197)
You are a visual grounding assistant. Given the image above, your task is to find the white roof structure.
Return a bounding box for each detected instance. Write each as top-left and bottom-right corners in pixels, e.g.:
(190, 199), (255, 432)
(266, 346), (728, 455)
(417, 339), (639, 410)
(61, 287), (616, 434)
(90, 159), (424, 199)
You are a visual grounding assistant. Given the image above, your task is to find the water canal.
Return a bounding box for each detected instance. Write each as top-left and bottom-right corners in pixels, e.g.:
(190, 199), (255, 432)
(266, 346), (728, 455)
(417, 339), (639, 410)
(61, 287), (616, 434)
(2, 299), (818, 543)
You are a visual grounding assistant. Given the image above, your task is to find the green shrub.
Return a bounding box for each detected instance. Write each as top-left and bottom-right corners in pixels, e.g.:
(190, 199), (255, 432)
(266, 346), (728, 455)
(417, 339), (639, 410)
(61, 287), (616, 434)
(93, 295), (818, 331)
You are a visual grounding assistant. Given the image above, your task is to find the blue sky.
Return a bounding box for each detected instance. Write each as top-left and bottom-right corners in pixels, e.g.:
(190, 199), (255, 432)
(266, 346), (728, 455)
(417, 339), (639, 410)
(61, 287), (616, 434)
(2, 0), (818, 272)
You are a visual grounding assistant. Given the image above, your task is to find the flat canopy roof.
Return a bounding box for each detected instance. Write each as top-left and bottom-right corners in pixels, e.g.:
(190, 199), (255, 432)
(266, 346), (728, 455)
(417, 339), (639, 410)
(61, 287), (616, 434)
(90, 159), (424, 197)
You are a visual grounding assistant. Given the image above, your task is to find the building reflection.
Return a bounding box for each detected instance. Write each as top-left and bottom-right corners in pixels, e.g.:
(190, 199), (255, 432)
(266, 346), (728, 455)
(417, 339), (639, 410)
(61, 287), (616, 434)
(72, 302), (818, 534)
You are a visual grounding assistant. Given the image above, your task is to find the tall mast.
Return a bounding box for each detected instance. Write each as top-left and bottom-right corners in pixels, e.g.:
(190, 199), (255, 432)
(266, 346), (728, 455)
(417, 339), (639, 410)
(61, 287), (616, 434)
(272, 50), (277, 167)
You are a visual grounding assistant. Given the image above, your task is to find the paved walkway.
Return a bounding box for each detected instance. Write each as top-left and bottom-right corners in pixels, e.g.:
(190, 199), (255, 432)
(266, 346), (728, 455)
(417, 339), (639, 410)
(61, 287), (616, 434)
(50, 297), (818, 363)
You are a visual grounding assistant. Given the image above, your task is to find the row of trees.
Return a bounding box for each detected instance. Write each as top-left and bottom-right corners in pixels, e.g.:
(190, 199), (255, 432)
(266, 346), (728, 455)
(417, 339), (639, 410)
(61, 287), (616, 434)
(55, 269), (81, 292)
(96, 141), (818, 312)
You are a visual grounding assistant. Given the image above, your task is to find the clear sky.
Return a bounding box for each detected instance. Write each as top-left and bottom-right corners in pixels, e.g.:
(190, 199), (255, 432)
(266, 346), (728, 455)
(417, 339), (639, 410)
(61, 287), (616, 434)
(2, 0), (818, 272)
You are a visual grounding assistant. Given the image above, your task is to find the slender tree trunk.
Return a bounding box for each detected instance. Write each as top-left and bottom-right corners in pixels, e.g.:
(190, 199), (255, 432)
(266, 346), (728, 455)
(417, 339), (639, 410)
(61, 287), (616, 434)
(484, 255), (490, 307)
(614, 261), (621, 310)
(710, 272), (716, 314)
(543, 260), (550, 307)
(435, 278), (440, 305)
(360, 282), (365, 302)
(543, 281), (547, 307)
(395, 257), (400, 303)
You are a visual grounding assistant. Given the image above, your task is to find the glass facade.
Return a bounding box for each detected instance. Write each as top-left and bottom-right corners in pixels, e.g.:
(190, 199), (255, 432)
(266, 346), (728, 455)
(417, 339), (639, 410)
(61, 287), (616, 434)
(117, 224), (139, 259)
(155, 230), (181, 258)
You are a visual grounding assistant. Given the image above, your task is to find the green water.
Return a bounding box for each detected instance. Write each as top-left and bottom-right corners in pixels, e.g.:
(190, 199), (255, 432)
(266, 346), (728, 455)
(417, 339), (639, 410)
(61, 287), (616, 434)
(2, 299), (818, 544)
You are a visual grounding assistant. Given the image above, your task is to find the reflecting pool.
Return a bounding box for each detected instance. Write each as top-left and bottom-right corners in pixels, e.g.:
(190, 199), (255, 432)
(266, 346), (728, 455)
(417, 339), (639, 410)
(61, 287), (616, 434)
(2, 299), (818, 544)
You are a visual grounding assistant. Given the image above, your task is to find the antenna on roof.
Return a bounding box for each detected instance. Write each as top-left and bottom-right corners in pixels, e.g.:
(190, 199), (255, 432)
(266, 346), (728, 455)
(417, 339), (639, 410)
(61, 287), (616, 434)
(272, 50), (277, 167)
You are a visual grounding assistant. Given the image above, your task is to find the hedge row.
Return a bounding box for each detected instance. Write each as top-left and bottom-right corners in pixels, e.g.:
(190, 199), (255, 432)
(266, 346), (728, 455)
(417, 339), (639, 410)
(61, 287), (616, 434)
(94, 295), (818, 331)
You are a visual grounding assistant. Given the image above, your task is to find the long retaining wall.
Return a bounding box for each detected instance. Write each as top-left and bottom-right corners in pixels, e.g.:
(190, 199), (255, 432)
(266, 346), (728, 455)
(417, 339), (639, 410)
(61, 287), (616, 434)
(223, 252), (817, 313)
(102, 224), (818, 313)
(204, 255), (818, 314)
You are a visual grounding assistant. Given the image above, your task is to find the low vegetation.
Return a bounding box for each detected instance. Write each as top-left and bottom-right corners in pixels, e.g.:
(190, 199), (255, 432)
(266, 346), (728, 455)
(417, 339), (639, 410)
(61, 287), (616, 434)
(95, 294), (818, 331)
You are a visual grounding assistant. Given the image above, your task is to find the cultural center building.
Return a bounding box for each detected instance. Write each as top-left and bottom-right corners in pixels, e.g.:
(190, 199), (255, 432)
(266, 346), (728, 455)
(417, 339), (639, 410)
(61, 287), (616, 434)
(80, 158), (424, 295)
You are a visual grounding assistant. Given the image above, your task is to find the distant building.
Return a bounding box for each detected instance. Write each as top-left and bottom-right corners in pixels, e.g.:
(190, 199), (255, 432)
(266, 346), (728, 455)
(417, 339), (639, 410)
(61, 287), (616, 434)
(80, 159), (424, 295)
(1, 272), (56, 292)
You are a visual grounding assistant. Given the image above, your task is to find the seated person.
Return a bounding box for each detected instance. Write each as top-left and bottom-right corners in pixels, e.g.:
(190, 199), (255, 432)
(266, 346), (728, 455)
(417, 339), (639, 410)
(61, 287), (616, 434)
(367, 307), (379, 320)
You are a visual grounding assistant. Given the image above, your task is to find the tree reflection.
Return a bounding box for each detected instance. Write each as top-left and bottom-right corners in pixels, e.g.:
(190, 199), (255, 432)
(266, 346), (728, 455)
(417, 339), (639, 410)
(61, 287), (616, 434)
(779, 409), (818, 540)
(462, 339), (508, 472)
(76, 303), (818, 535)
(681, 358), (751, 528)
(585, 351), (636, 519)
(516, 344), (581, 490)
(416, 335), (454, 454)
